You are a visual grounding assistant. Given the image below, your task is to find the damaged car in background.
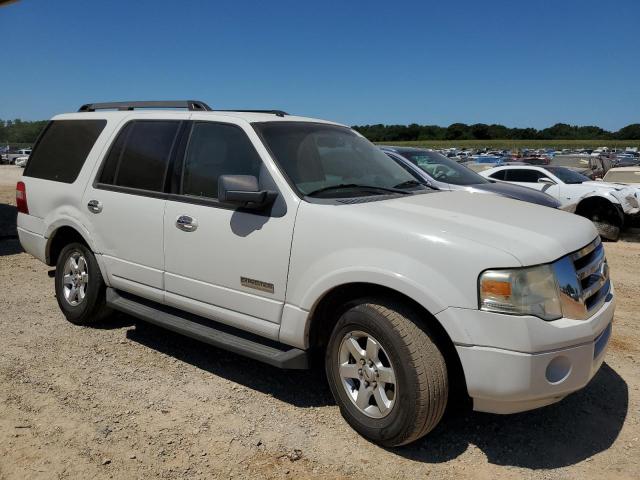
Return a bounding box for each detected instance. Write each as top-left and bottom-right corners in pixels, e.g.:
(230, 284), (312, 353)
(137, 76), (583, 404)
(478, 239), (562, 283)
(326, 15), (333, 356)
(380, 146), (560, 208)
(481, 165), (640, 241)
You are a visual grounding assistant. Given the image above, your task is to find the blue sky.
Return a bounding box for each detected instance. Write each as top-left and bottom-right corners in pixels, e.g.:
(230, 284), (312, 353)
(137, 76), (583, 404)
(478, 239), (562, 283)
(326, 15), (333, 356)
(1, 0), (638, 129)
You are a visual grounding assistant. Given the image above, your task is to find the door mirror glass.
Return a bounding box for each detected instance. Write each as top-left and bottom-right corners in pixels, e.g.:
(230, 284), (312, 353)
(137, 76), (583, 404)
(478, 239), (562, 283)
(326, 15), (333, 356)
(218, 175), (276, 209)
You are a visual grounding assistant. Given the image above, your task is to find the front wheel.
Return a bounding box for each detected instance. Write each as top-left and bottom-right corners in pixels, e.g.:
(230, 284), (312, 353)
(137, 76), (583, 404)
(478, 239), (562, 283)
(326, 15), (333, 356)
(325, 300), (448, 447)
(55, 242), (112, 325)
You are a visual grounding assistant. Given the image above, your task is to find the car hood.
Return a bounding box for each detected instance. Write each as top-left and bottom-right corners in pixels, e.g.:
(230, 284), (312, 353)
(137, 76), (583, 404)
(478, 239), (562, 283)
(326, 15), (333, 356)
(464, 182), (561, 208)
(581, 180), (632, 191)
(356, 191), (597, 266)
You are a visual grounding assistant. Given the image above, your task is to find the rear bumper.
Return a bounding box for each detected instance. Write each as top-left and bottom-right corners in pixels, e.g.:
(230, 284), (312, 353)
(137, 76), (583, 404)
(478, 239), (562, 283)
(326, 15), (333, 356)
(438, 290), (615, 414)
(17, 226), (47, 263)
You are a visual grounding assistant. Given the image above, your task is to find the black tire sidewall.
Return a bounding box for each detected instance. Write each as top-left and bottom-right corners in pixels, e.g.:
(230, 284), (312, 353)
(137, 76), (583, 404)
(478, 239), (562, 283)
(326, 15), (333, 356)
(55, 243), (104, 325)
(325, 304), (421, 445)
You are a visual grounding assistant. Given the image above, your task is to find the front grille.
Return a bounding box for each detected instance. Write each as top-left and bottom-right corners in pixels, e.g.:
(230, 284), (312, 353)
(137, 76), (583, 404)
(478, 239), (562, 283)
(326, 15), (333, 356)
(553, 237), (611, 320)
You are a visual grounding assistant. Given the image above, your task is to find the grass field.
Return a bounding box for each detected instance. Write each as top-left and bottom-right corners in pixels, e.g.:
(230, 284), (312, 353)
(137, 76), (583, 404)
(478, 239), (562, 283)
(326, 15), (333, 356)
(377, 139), (640, 150)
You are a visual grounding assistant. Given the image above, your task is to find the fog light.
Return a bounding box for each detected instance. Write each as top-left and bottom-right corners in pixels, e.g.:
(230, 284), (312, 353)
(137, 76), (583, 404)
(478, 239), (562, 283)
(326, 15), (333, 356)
(545, 356), (572, 384)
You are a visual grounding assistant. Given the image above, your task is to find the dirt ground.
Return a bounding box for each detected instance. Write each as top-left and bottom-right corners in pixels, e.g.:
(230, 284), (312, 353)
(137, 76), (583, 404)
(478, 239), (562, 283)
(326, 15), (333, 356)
(0, 165), (638, 479)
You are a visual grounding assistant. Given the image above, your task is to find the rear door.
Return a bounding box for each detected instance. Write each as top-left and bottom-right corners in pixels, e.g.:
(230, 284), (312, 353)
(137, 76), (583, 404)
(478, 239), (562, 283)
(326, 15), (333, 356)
(82, 116), (185, 301)
(162, 118), (297, 338)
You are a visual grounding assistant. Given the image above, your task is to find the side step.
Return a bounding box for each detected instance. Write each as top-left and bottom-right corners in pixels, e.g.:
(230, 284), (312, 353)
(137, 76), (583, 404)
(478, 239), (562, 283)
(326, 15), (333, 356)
(106, 288), (308, 369)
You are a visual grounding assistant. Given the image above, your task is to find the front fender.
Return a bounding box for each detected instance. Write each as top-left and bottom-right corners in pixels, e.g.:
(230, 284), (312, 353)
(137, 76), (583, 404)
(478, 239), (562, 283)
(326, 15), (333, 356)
(301, 265), (449, 318)
(580, 190), (621, 206)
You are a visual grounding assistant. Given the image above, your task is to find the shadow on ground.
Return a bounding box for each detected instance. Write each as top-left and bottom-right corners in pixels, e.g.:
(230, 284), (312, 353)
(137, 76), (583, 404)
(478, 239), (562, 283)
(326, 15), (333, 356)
(0, 203), (21, 256)
(397, 362), (627, 468)
(125, 321), (333, 409)
(0, 203), (17, 238)
(0, 238), (22, 256)
(122, 320), (627, 469)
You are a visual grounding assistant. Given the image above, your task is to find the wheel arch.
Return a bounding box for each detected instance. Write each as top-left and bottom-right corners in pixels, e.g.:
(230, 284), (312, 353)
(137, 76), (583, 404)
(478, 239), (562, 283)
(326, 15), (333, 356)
(307, 281), (469, 404)
(575, 195), (624, 226)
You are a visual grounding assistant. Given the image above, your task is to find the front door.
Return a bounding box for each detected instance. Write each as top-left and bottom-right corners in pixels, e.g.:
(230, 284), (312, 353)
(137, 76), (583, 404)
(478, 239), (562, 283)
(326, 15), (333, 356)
(162, 119), (297, 338)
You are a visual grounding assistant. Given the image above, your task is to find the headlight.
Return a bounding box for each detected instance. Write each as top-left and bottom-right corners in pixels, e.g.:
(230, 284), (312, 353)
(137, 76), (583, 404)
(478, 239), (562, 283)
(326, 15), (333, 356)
(479, 265), (562, 321)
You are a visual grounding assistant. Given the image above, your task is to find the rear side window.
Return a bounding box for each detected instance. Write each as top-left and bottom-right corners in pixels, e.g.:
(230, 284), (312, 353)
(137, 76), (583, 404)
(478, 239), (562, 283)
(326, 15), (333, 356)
(24, 120), (106, 183)
(181, 122), (262, 198)
(505, 169), (545, 183)
(489, 169), (506, 180)
(98, 121), (180, 192)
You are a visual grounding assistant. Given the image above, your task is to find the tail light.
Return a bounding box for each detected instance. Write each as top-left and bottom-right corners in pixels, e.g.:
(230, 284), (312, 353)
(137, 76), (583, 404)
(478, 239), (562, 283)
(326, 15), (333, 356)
(16, 181), (28, 214)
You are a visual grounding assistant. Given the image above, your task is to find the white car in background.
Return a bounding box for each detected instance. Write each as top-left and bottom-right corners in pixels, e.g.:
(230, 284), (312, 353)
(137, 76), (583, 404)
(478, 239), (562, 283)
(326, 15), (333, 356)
(602, 166), (640, 186)
(1, 148), (32, 165)
(15, 156), (29, 168)
(480, 165), (640, 241)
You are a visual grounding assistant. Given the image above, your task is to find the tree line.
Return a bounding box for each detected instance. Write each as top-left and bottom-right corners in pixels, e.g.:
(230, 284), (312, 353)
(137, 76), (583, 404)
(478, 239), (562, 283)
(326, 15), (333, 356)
(352, 122), (640, 142)
(0, 119), (49, 145)
(2, 118), (640, 144)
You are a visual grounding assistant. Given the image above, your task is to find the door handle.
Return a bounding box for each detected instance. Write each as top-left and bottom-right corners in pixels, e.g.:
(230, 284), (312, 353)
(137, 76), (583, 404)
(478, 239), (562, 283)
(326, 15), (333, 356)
(87, 200), (103, 214)
(176, 215), (198, 232)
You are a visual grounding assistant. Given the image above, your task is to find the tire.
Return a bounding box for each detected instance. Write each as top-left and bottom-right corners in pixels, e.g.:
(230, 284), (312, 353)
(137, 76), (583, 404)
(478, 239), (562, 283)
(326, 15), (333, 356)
(325, 299), (448, 447)
(576, 198), (624, 242)
(55, 242), (112, 325)
(592, 220), (620, 242)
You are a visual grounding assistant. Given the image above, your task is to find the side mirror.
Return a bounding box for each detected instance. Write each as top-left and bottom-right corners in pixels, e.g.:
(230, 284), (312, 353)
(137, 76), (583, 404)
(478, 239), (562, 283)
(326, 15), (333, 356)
(218, 175), (277, 210)
(537, 177), (555, 185)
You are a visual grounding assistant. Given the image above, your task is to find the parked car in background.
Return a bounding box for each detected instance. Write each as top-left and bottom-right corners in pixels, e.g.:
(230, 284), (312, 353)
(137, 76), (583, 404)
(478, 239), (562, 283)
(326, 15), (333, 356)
(471, 155), (504, 164)
(1, 148), (32, 165)
(550, 155), (613, 179)
(519, 156), (551, 165)
(15, 156), (29, 168)
(463, 161), (500, 173)
(602, 166), (640, 186)
(480, 165), (640, 240)
(380, 146), (560, 208)
(17, 100), (613, 447)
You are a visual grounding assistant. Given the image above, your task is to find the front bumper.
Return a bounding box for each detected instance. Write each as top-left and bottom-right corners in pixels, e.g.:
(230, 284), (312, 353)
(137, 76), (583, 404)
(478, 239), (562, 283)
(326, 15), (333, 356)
(437, 289), (615, 414)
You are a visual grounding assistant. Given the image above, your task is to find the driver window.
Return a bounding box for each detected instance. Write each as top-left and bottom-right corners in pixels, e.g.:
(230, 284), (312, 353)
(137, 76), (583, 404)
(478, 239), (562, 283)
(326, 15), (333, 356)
(182, 122), (262, 199)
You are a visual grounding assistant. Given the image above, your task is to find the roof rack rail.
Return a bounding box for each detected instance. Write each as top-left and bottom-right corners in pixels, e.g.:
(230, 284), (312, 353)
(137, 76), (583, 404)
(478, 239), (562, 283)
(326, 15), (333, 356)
(78, 100), (212, 112)
(217, 109), (288, 117)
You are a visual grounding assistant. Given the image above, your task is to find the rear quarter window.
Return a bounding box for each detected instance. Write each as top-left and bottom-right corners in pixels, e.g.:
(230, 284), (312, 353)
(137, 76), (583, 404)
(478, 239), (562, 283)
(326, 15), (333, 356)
(23, 120), (107, 183)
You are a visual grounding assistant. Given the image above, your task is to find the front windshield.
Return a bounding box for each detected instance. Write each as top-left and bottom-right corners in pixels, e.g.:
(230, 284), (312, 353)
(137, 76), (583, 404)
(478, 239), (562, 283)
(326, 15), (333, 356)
(400, 150), (488, 186)
(546, 166), (591, 184)
(254, 122), (425, 197)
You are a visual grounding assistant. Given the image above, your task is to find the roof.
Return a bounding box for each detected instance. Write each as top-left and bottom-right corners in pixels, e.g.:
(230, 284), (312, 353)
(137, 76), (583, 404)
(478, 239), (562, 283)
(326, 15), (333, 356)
(52, 109), (345, 127)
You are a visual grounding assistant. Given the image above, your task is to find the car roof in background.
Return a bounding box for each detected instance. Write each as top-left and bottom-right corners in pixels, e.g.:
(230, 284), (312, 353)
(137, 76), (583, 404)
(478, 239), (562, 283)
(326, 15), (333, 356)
(608, 166), (640, 172)
(379, 146), (433, 154)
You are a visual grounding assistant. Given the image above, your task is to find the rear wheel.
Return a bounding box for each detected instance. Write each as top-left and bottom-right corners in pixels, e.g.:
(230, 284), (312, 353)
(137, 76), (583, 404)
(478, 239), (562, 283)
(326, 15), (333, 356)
(55, 242), (112, 325)
(325, 299), (448, 447)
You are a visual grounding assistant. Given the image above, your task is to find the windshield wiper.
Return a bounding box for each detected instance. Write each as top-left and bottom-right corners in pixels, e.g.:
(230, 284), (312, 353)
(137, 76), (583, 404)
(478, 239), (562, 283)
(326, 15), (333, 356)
(306, 183), (410, 197)
(393, 179), (434, 190)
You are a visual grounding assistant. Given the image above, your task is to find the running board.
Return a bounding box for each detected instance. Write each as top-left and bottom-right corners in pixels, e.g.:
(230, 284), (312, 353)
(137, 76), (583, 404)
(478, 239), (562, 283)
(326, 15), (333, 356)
(106, 288), (308, 369)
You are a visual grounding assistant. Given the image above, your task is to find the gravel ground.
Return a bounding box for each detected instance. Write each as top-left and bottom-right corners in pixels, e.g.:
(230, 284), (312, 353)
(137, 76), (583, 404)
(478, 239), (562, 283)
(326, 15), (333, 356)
(0, 165), (638, 479)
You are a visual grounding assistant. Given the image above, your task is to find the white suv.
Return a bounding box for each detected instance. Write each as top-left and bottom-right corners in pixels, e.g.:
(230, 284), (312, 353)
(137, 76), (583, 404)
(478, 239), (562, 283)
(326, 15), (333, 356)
(17, 101), (614, 447)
